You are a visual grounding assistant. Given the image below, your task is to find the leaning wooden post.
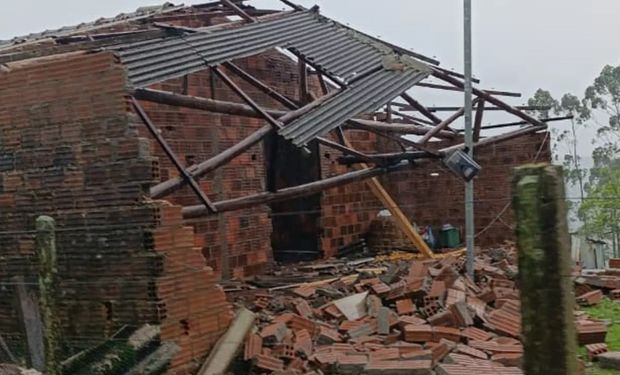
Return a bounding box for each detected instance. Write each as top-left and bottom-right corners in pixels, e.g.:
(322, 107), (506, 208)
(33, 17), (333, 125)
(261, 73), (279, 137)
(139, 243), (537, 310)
(512, 164), (577, 375)
(35, 215), (61, 375)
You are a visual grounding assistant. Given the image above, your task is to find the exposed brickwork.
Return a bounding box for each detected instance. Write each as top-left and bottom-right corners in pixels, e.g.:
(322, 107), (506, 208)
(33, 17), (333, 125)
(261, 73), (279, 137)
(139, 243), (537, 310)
(319, 130), (382, 258)
(380, 132), (552, 247)
(0, 6), (555, 375)
(0, 51), (232, 374)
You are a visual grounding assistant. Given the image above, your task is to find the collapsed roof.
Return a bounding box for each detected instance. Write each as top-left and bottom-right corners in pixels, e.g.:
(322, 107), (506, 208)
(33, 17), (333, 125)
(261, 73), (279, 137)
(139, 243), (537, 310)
(0, 0), (564, 223)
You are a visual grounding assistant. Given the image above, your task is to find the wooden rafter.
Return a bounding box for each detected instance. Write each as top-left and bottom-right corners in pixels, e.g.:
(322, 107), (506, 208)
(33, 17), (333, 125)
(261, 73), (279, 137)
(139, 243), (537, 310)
(131, 98), (217, 213)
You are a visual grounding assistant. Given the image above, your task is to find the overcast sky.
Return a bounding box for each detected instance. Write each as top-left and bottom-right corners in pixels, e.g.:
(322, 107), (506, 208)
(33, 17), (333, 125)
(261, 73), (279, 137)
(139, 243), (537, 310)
(2, 0), (619, 157)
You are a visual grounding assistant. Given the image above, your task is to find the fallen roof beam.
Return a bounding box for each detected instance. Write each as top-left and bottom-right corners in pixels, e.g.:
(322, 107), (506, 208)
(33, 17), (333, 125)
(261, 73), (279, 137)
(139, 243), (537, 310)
(340, 135), (435, 258)
(147, 89), (369, 198)
(131, 87), (279, 118)
(434, 66), (481, 84)
(133, 88), (448, 138)
(431, 68), (548, 127)
(457, 115), (573, 132)
(213, 66), (284, 129)
(132, 98), (217, 213)
(151, 124), (272, 199)
(220, 0), (256, 22)
(348, 119), (457, 139)
(278, 0), (304, 11)
(472, 99), (485, 142)
(417, 99), (478, 145)
(182, 161), (412, 217)
(221, 62), (371, 162)
(415, 82), (522, 97)
(391, 110), (435, 126)
(338, 151), (435, 165)
(442, 125), (548, 154)
(367, 130), (441, 156)
(400, 93), (443, 125)
(223, 62), (297, 109)
(391, 103), (551, 113)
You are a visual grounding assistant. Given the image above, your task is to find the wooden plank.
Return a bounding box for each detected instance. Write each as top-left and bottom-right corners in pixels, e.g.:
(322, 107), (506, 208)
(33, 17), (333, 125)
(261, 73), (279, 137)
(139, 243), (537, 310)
(14, 276), (45, 371)
(473, 99), (485, 142)
(198, 308), (256, 375)
(342, 138), (435, 258)
(0, 333), (16, 363)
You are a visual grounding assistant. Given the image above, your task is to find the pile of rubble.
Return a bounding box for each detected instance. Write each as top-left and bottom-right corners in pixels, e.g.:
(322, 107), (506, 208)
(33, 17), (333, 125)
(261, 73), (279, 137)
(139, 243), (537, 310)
(228, 243), (526, 375)
(572, 259), (620, 362)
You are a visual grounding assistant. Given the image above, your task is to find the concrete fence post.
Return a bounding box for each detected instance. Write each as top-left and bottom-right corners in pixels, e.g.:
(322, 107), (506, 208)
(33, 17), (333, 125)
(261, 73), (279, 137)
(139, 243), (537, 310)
(35, 215), (61, 375)
(512, 164), (577, 375)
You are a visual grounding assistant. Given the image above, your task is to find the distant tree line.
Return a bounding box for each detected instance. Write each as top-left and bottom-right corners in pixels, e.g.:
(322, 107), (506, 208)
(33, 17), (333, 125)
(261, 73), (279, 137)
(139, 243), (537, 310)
(529, 65), (620, 255)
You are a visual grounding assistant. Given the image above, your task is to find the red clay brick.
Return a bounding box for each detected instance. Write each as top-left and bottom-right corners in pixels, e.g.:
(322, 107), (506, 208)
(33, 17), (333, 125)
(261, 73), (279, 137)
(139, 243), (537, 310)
(585, 343), (608, 361)
(396, 298), (416, 315)
(244, 333), (262, 361)
(404, 325), (433, 343)
(364, 359), (432, 375)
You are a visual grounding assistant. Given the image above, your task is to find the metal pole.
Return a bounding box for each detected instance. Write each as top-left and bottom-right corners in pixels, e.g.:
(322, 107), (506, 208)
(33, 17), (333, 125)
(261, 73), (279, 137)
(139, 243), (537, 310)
(464, 0), (475, 279)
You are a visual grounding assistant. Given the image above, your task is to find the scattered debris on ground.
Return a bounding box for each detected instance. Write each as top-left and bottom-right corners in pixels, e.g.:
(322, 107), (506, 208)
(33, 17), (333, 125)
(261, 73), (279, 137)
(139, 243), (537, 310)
(573, 259), (620, 373)
(223, 243), (527, 374)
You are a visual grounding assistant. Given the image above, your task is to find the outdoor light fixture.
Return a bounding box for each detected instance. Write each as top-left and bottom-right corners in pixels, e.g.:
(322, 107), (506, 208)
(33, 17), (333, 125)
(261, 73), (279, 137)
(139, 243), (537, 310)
(442, 149), (481, 182)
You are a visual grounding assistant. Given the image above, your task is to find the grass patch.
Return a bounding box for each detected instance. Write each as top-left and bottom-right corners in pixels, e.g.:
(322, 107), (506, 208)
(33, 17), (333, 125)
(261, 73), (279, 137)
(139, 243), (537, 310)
(588, 365), (620, 375)
(583, 298), (620, 374)
(584, 298), (620, 351)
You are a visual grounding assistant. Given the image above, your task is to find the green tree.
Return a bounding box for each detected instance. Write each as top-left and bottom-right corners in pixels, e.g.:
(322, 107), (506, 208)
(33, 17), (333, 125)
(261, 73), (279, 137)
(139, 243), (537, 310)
(582, 65), (620, 186)
(575, 64), (620, 249)
(579, 167), (620, 257)
(527, 90), (588, 227)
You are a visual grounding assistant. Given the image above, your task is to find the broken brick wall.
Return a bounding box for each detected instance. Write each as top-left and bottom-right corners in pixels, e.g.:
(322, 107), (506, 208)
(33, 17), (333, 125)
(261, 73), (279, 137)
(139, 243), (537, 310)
(380, 132), (552, 247)
(0, 51), (232, 374)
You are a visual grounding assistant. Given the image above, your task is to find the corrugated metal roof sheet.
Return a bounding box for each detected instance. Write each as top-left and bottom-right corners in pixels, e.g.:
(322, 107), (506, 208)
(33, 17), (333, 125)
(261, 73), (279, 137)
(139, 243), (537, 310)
(105, 8), (431, 146)
(279, 67), (428, 146)
(110, 9), (429, 88)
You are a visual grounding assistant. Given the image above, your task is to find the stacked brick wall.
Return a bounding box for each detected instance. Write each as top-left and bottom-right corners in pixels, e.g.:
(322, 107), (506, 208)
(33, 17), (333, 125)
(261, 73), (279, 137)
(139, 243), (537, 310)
(152, 202), (233, 375)
(319, 130), (383, 258)
(380, 132), (552, 247)
(0, 51), (232, 373)
(138, 50), (314, 277)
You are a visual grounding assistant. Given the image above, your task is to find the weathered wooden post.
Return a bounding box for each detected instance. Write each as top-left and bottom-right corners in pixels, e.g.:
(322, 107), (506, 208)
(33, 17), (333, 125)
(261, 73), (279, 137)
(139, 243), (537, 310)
(35, 215), (61, 375)
(512, 164), (577, 375)
(14, 275), (45, 371)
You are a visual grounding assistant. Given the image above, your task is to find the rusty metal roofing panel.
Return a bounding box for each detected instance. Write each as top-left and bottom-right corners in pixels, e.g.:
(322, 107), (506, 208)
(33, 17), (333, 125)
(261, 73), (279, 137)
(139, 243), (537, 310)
(110, 9), (430, 88)
(278, 67), (429, 146)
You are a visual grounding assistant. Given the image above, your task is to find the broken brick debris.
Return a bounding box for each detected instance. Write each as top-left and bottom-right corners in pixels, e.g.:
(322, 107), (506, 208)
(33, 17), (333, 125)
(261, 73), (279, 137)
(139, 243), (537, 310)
(245, 333), (263, 361)
(576, 319), (608, 345)
(585, 343), (608, 361)
(229, 243), (534, 374)
(576, 290), (603, 306)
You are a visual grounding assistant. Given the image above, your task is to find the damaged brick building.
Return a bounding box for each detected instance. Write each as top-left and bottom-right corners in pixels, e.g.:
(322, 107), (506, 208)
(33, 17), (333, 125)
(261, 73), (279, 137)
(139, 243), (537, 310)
(0, 1), (553, 373)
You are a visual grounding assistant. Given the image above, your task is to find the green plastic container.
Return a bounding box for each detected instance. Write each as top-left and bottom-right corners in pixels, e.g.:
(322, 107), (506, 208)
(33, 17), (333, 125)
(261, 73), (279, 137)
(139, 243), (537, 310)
(439, 224), (460, 248)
